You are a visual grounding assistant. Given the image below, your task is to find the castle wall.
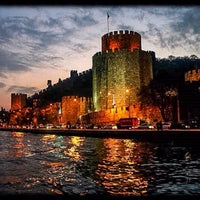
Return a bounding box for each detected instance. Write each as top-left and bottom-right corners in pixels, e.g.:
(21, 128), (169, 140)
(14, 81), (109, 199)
(61, 96), (92, 125)
(81, 103), (162, 126)
(185, 68), (200, 82)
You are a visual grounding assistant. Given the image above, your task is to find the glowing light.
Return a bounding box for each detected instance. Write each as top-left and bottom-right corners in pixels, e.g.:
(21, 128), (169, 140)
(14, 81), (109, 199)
(11, 132), (25, 158)
(95, 138), (150, 196)
(41, 134), (57, 143)
(64, 136), (84, 161)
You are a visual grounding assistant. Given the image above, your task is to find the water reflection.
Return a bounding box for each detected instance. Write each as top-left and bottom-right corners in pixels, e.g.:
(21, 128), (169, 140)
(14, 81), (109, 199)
(1, 131), (200, 196)
(39, 136), (87, 195)
(11, 132), (25, 158)
(64, 136), (85, 161)
(96, 139), (153, 196)
(41, 134), (57, 143)
(9, 131), (37, 158)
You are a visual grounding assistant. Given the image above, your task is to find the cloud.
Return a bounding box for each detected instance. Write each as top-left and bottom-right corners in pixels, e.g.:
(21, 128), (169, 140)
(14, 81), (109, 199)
(139, 7), (200, 56)
(0, 6), (199, 77)
(0, 50), (30, 72)
(170, 7), (200, 35)
(118, 24), (133, 31)
(7, 85), (39, 95)
(169, 7), (200, 52)
(70, 11), (97, 28)
(0, 72), (7, 78)
(0, 8), (101, 75)
(0, 15), (73, 73)
(0, 82), (6, 88)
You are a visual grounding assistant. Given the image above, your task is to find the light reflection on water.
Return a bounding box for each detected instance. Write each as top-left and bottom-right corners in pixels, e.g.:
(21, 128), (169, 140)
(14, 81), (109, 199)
(0, 131), (200, 197)
(96, 139), (150, 196)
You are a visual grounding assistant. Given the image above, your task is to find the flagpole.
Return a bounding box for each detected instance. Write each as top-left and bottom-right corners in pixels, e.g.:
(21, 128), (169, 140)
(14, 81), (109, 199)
(107, 12), (109, 33)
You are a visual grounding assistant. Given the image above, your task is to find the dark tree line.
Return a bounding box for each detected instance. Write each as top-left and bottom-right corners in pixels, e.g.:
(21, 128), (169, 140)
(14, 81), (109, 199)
(140, 55), (200, 122)
(27, 70), (92, 108)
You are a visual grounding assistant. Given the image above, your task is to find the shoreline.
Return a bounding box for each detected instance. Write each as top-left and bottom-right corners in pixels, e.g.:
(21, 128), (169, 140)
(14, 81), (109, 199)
(1, 127), (200, 143)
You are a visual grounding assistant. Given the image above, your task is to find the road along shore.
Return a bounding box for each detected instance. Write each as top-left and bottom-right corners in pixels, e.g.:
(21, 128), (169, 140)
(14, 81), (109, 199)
(1, 127), (200, 144)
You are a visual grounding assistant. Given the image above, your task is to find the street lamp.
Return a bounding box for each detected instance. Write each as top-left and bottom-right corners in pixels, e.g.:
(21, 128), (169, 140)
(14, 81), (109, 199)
(126, 89), (131, 118)
(107, 91), (116, 109)
(111, 94), (116, 108)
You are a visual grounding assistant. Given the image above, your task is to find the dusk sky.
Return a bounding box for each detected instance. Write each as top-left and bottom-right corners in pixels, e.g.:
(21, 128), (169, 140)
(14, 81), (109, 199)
(0, 5), (199, 110)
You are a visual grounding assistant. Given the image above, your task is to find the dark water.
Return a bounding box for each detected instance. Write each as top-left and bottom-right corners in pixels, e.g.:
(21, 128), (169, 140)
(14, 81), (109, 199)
(0, 130), (200, 197)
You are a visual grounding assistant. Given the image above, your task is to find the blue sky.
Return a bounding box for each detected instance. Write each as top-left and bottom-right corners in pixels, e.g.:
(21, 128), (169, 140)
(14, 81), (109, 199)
(0, 6), (199, 110)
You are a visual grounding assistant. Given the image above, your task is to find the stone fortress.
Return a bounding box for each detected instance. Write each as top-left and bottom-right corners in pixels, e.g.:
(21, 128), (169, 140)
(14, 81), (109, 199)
(10, 30), (163, 127)
(83, 30), (161, 125)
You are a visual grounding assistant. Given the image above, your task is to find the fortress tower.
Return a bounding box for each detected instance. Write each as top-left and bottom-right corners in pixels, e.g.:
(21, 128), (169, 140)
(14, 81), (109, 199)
(11, 93), (27, 111)
(92, 30), (153, 111)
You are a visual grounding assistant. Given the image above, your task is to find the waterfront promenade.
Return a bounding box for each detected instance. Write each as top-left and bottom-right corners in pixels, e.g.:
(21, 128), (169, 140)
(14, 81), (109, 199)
(1, 127), (200, 143)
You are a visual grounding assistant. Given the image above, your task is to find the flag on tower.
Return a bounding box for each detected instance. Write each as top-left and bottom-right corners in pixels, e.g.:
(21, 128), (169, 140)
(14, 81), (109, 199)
(107, 12), (110, 33)
(107, 12), (109, 19)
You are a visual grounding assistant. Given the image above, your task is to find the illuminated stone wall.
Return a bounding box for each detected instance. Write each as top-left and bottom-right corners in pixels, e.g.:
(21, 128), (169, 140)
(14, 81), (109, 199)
(82, 103), (162, 126)
(11, 93), (27, 111)
(44, 102), (61, 125)
(93, 30), (153, 112)
(185, 68), (200, 82)
(61, 96), (92, 125)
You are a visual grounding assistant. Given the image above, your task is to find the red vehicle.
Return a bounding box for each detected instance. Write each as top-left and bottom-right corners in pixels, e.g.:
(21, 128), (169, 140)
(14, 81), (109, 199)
(117, 118), (139, 129)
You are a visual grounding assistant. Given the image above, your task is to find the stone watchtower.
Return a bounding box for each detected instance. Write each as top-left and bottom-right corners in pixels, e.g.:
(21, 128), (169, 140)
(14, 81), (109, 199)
(11, 93), (27, 111)
(92, 30), (153, 111)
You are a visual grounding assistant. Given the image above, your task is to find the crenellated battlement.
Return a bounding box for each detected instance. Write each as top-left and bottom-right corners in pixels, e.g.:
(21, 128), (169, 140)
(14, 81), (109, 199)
(102, 30), (141, 52)
(78, 69), (92, 76)
(185, 68), (200, 82)
(102, 30), (139, 37)
(62, 95), (90, 101)
(11, 93), (27, 97)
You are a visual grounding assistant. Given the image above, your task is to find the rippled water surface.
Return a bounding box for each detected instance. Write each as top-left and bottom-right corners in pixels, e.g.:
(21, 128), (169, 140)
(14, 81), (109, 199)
(0, 131), (200, 197)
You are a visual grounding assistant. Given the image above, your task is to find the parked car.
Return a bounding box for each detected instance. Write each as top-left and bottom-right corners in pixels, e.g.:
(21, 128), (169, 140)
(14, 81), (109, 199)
(39, 124), (45, 128)
(117, 117), (139, 129)
(46, 124), (54, 129)
(185, 119), (199, 129)
(93, 124), (102, 129)
(170, 122), (190, 129)
(138, 123), (154, 129)
(162, 122), (171, 129)
(103, 124), (118, 129)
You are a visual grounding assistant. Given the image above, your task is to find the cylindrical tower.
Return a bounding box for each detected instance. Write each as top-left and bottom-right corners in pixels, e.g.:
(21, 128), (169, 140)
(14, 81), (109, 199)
(93, 30), (153, 112)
